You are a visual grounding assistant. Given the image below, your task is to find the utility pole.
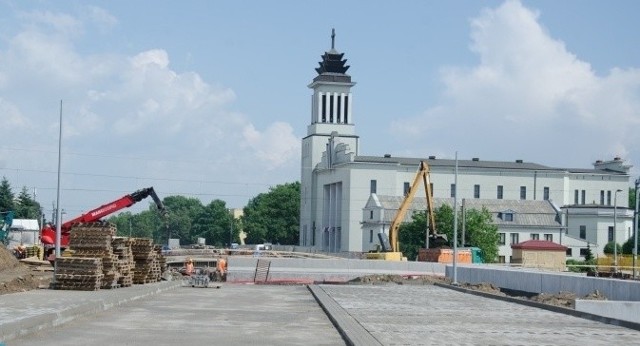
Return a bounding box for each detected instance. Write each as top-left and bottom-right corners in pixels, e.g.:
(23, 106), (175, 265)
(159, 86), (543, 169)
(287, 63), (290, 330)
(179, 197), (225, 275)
(634, 178), (639, 278)
(229, 208), (234, 248)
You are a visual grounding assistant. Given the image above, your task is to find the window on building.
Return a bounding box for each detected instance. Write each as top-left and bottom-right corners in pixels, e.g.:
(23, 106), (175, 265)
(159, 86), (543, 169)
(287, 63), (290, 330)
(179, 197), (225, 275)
(497, 185), (503, 199)
(608, 226), (614, 242)
(369, 210), (374, 219)
(321, 94), (327, 122)
(579, 225), (586, 239)
(498, 256), (505, 263)
(329, 93), (334, 122)
(498, 233), (505, 245)
(566, 248), (573, 256)
(544, 234), (553, 242)
(600, 190), (605, 205)
(543, 187), (550, 201)
(430, 183), (434, 197)
(520, 186), (526, 200)
(510, 233), (519, 245)
(370, 180), (377, 194)
(337, 96), (342, 122)
(579, 248), (589, 257)
(344, 95), (349, 123)
(450, 183), (456, 198)
(369, 230), (374, 243)
(581, 190), (586, 205)
(530, 233), (539, 240)
(502, 212), (514, 222)
(574, 190), (579, 204)
(607, 190), (612, 205)
(404, 182), (410, 196)
(474, 184), (480, 199)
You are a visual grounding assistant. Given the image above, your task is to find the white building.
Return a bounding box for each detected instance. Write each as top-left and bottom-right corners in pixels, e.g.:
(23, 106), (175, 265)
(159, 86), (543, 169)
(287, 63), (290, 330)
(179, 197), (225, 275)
(299, 33), (633, 261)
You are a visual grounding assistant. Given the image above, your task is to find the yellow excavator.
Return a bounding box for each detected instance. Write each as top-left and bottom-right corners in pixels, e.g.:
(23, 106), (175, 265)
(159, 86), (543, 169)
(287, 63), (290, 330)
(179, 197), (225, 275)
(366, 161), (447, 261)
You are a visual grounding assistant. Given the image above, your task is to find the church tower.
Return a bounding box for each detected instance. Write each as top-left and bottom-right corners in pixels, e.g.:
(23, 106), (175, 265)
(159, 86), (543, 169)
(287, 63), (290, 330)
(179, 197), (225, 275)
(300, 29), (359, 247)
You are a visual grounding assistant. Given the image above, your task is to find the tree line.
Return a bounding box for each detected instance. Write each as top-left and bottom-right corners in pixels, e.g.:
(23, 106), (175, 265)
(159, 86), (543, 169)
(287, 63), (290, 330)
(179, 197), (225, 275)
(0, 177), (300, 248)
(0, 177), (42, 219)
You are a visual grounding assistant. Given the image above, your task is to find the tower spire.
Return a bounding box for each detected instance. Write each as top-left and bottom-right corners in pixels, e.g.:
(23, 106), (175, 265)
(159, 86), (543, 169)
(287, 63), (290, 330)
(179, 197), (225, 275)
(331, 28), (335, 49)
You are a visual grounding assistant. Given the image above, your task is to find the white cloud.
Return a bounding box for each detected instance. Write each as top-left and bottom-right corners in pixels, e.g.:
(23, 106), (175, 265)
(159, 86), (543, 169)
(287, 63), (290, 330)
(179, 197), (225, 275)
(83, 5), (118, 32)
(0, 7), (300, 213)
(242, 122), (301, 169)
(392, 0), (640, 168)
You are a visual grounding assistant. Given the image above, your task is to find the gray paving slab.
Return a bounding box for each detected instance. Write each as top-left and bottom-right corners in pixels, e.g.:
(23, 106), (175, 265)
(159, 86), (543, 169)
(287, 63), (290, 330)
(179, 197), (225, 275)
(4, 284), (345, 346)
(318, 284), (640, 346)
(0, 280), (182, 342)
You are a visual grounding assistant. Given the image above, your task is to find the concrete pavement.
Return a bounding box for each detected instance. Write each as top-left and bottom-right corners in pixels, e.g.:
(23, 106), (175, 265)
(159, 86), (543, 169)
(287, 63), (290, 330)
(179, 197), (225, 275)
(3, 279), (640, 345)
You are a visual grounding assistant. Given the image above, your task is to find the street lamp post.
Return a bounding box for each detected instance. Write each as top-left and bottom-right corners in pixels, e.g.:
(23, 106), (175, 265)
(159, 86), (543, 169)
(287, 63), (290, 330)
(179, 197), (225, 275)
(614, 189), (623, 272)
(634, 179), (639, 278)
(229, 209), (233, 248)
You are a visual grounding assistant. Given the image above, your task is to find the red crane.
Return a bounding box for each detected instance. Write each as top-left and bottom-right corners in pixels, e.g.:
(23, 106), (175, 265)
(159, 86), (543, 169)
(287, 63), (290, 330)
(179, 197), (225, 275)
(40, 187), (167, 248)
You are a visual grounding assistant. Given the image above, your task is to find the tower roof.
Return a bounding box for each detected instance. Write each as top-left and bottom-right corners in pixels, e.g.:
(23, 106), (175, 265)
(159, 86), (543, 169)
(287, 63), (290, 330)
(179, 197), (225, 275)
(315, 29), (350, 75)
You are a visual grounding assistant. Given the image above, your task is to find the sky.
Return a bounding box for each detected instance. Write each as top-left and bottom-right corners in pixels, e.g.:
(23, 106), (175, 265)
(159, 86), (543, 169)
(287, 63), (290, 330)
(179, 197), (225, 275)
(0, 0), (639, 220)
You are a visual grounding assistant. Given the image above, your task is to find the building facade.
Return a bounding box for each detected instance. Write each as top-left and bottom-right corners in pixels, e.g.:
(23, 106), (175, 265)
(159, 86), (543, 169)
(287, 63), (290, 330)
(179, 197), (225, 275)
(299, 34), (633, 260)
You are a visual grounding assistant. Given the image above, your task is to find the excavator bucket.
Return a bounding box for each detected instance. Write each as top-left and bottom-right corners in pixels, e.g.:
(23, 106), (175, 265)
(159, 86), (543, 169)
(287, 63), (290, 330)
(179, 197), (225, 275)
(429, 233), (449, 248)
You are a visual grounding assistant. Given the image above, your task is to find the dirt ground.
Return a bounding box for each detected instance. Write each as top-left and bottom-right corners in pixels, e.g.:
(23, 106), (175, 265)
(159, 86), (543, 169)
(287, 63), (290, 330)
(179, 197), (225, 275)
(348, 274), (607, 309)
(0, 245), (52, 295)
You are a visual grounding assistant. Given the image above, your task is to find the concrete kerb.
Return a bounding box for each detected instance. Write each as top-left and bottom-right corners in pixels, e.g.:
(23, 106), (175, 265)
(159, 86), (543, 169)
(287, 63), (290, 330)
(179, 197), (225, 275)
(0, 280), (182, 342)
(307, 285), (382, 346)
(435, 282), (640, 332)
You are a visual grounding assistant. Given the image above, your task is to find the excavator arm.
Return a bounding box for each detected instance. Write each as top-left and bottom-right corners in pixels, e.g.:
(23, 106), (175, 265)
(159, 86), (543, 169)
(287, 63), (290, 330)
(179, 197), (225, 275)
(388, 161), (446, 253)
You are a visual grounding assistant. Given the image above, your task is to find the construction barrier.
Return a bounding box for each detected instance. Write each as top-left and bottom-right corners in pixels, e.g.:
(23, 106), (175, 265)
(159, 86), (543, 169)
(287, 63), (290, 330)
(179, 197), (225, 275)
(418, 248), (472, 263)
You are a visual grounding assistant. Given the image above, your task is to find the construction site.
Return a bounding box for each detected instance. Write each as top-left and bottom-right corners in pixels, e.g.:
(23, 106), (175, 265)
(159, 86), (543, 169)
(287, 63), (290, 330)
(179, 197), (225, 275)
(3, 241), (640, 345)
(1, 168), (640, 344)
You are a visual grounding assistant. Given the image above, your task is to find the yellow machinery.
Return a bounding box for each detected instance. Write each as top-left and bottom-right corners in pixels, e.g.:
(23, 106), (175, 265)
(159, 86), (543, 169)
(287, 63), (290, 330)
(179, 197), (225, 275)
(366, 161), (446, 260)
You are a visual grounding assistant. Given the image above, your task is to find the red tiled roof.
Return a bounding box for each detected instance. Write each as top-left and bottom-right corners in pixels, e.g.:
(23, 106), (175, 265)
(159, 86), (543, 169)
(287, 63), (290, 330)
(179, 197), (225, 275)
(511, 239), (567, 251)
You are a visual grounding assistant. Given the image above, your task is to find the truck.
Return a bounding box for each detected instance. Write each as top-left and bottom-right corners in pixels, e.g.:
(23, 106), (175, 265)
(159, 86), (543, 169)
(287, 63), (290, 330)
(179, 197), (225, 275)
(40, 187), (167, 255)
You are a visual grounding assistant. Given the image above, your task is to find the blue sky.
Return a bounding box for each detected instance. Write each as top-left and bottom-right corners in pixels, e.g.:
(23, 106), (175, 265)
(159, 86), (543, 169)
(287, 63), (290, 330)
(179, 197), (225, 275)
(0, 0), (639, 219)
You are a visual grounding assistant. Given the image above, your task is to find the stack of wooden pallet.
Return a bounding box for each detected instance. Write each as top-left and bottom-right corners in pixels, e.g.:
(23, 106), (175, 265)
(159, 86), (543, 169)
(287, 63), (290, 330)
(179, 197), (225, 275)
(67, 223), (121, 289)
(112, 237), (134, 287)
(52, 257), (103, 291)
(131, 238), (161, 284)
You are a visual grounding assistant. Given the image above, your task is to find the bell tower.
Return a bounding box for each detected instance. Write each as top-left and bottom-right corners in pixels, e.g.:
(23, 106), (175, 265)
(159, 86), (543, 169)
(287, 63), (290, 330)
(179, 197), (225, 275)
(300, 29), (359, 247)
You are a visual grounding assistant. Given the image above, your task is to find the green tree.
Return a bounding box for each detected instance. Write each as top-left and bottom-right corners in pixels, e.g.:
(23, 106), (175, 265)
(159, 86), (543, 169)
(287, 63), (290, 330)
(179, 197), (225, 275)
(398, 204), (499, 263)
(243, 182), (300, 245)
(15, 186), (42, 219)
(603, 241), (621, 255)
(191, 199), (236, 247)
(161, 195), (204, 245)
(464, 207), (500, 262)
(398, 211), (429, 260)
(0, 177), (15, 213)
(622, 235), (637, 255)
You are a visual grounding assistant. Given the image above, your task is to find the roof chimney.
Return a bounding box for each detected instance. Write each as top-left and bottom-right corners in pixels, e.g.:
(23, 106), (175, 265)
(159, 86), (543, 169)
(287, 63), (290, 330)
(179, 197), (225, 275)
(383, 154), (391, 158)
(515, 159), (523, 163)
(472, 157), (479, 161)
(428, 156), (436, 160)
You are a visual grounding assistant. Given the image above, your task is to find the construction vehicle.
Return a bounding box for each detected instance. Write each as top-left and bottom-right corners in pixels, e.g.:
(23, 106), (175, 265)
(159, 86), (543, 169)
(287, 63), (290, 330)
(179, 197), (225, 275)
(0, 211), (14, 245)
(366, 161), (447, 261)
(40, 187), (167, 254)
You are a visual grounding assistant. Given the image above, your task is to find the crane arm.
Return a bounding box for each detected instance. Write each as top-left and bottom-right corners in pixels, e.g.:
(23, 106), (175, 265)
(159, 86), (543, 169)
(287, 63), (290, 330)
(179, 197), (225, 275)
(40, 187), (167, 246)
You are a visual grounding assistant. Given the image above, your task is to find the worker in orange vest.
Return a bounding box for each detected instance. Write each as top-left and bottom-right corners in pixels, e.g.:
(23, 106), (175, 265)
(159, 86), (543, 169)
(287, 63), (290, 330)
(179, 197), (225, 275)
(216, 257), (227, 282)
(185, 258), (194, 276)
